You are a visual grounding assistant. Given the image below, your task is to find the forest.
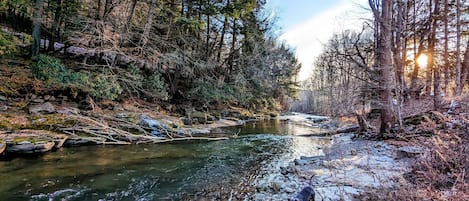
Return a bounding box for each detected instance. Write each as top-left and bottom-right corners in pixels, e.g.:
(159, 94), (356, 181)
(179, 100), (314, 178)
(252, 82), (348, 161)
(0, 0), (300, 111)
(293, 0), (469, 133)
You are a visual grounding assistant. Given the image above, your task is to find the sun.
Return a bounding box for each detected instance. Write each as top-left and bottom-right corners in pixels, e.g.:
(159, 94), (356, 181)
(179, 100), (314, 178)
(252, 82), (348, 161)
(417, 54), (428, 68)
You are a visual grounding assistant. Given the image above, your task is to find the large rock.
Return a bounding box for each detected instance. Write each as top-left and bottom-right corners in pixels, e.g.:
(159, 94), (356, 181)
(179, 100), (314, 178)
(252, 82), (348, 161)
(140, 114), (166, 137)
(6, 141), (55, 154)
(29, 102), (56, 114)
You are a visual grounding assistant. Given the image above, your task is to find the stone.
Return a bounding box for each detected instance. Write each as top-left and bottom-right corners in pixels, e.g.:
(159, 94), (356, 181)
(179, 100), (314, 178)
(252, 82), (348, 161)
(271, 181), (282, 192)
(294, 159), (308, 166)
(0, 105), (7, 111)
(181, 117), (192, 125)
(191, 111), (208, 124)
(44, 95), (51, 101)
(397, 146), (424, 158)
(57, 106), (80, 115)
(29, 102), (56, 114)
(7, 141), (55, 154)
(32, 98), (45, 103)
(0, 95), (7, 101)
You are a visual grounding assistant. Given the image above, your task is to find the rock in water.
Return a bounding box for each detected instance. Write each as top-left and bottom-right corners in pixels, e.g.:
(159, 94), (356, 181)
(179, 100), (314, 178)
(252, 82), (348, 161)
(181, 117), (192, 125)
(29, 102), (56, 114)
(139, 114), (165, 136)
(291, 186), (314, 201)
(7, 141), (55, 154)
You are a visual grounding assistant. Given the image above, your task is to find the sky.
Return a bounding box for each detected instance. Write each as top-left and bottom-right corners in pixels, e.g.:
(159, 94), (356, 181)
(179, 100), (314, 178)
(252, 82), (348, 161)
(267, 0), (370, 81)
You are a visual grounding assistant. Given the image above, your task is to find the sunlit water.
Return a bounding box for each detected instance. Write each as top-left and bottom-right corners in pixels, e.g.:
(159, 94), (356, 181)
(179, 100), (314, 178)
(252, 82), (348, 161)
(0, 118), (331, 200)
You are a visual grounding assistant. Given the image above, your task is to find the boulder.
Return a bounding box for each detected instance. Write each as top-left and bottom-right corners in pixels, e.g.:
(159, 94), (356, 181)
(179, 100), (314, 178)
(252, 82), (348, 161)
(181, 117), (193, 125)
(191, 111), (208, 124)
(140, 114), (166, 137)
(29, 102), (56, 114)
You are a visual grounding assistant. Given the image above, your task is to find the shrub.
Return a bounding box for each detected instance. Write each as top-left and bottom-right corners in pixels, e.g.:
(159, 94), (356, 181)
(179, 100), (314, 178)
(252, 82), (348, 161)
(32, 55), (123, 100)
(145, 72), (169, 101)
(188, 79), (252, 104)
(0, 32), (19, 57)
(31, 54), (70, 86)
(87, 71), (123, 100)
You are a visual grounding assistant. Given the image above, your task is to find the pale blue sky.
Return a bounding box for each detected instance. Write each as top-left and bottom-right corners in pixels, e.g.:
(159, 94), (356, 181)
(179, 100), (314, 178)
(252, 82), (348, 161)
(267, 0), (370, 81)
(267, 0), (338, 31)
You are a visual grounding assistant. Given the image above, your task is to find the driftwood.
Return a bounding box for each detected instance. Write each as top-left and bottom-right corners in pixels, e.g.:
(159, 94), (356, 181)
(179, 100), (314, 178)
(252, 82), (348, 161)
(61, 114), (228, 145)
(298, 126), (360, 137)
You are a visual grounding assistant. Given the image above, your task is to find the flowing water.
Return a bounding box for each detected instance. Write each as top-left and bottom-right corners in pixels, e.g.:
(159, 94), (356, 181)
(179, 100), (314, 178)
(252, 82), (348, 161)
(0, 117), (332, 200)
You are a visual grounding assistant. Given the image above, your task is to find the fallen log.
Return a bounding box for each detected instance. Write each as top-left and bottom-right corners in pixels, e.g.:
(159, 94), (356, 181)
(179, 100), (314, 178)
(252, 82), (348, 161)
(150, 136), (229, 144)
(298, 125), (360, 137)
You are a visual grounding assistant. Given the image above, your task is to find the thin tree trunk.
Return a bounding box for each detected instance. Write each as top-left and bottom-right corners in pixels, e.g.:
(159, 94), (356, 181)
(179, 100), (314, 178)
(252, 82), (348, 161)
(430, 0), (441, 109)
(125, 0), (138, 32)
(461, 39), (469, 87)
(140, 0), (157, 48)
(425, 0), (433, 95)
(32, 0), (44, 60)
(455, 0), (462, 95)
(48, 0), (63, 51)
(96, 0), (104, 20)
(230, 18), (236, 71)
(443, 0), (449, 93)
(217, 0), (230, 62)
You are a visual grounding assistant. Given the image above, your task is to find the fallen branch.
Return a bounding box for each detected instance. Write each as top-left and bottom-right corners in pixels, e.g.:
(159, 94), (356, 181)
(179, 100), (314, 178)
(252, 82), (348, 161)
(298, 125), (360, 137)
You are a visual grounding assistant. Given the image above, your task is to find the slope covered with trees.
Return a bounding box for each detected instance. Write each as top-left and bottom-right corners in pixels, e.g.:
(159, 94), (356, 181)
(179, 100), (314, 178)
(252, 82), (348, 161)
(0, 0), (300, 111)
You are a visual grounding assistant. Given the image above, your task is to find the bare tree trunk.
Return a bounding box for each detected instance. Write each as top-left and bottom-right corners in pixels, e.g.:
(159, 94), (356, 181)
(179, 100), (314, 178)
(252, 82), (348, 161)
(96, 0), (104, 20)
(425, 0), (433, 95)
(369, 0), (394, 134)
(461, 39), (469, 87)
(32, 0), (44, 60)
(217, 0), (230, 62)
(443, 0), (449, 93)
(430, 0), (441, 109)
(230, 18), (237, 72)
(455, 0), (462, 95)
(125, 0), (138, 32)
(48, 0), (63, 51)
(140, 0), (157, 48)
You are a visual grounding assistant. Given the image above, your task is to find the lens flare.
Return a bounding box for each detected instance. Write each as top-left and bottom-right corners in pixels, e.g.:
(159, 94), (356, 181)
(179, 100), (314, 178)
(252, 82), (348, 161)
(417, 54), (428, 68)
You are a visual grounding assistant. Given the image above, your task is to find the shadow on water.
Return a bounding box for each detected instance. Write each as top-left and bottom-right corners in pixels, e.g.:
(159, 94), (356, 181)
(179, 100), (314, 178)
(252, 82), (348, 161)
(0, 119), (331, 200)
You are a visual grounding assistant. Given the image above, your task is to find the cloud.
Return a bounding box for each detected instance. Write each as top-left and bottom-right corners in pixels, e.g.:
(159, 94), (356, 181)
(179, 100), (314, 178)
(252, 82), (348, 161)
(280, 0), (369, 81)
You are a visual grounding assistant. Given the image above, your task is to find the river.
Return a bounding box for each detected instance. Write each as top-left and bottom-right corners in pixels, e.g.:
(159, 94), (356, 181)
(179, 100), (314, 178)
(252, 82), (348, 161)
(0, 116), (333, 200)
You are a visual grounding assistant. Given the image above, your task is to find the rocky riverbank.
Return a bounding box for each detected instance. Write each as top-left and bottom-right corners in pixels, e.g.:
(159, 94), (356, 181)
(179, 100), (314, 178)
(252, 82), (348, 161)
(0, 93), (280, 157)
(244, 114), (422, 201)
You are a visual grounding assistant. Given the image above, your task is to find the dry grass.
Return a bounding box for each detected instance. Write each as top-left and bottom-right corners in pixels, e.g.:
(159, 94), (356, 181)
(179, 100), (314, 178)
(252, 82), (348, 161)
(379, 94), (469, 201)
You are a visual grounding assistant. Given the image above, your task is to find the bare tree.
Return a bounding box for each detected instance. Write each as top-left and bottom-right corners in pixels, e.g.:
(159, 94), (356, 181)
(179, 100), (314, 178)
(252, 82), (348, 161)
(369, 0), (394, 133)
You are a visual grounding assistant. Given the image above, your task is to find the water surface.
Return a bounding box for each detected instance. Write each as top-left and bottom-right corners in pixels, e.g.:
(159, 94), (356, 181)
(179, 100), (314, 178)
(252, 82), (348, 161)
(0, 118), (330, 200)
